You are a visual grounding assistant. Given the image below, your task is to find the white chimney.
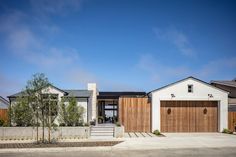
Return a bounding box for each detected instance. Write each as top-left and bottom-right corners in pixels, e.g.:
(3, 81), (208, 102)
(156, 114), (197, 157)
(87, 83), (98, 120)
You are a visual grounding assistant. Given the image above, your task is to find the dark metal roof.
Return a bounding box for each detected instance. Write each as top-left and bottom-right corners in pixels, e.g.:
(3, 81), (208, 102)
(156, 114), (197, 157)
(8, 84), (67, 98)
(63, 90), (92, 98)
(8, 91), (28, 98)
(229, 105), (236, 112)
(148, 76), (229, 95)
(0, 96), (9, 109)
(211, 80), (236, 88)
(98, 91), (146, 99)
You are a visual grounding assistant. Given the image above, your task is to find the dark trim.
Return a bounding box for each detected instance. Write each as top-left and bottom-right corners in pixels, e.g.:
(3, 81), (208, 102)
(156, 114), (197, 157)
(7, 84), (67, 98)
(229, 105), (236, 112)
(0, 96), (9, 106)
(86, 98), (89, 123)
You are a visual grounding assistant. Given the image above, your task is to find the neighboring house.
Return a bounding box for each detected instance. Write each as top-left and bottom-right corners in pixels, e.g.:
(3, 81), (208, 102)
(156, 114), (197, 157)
(149, 77), (228, 132)
(8, 76), (230, 133)
(0, 96), (9, 109)
(0, 96), (9, 122)
(211, 78), (236, 106)
(211, 78), (236, 131)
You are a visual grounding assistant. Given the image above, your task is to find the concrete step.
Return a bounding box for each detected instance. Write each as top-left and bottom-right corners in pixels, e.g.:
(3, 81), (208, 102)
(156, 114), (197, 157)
(91, 132), (113, 136)
(90, 136), (114, 139)
(91, 127), (114, 130)
(91, 130), (114, 134)
(90, 126), (114, 138)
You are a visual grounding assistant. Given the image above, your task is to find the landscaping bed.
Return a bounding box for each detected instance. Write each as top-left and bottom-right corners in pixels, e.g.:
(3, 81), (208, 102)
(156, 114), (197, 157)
(0, 141), (123, 149)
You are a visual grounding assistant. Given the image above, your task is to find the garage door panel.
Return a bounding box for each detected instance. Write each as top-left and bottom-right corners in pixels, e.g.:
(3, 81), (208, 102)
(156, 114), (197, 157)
(161, 101), (218, 132)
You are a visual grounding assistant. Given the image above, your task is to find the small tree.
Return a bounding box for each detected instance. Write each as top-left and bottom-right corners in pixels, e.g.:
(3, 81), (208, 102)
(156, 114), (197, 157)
(58, 98), (68, 126)
(10, 96), (33, 126)
(66, 97), (85, 126)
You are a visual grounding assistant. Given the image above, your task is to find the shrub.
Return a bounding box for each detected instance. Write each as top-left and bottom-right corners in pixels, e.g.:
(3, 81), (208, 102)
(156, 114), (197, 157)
(84, 123), (89, 127)
(116, 122), (121, 127)
(222, 128), (233, 134)
(0, 118), (4, 126)
(59, 123), (66, 126)
(153, 130), (161, 136)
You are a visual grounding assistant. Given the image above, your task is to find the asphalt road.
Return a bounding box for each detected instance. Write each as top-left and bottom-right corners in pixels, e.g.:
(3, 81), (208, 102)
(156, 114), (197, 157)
(1, 147), (236, 157)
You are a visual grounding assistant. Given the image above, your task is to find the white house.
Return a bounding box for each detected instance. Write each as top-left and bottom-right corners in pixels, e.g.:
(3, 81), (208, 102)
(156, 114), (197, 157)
(8, 84), (95, 124)
(149, 77), (229, 132)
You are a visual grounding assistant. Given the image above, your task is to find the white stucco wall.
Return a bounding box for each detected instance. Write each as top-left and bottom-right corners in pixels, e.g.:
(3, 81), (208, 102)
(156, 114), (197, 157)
(151, 78), (228, 132)
(87, 83), (97, 120)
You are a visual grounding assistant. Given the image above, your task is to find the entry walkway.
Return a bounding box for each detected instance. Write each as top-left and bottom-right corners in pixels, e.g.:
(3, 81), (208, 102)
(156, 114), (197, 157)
(124, 132), (156, 138)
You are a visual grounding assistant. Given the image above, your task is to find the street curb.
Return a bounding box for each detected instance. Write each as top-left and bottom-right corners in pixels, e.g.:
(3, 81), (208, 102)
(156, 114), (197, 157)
(0, 146), (113, 153)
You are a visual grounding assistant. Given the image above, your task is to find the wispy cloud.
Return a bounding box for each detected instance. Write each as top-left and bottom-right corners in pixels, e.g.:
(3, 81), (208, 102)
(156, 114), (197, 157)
(137, 54), (191, 83)
(137, 54), (236, 84)
(66, 68), (97, 85)
(0, 10), (79, 68)
(198, 57), (236, 79)
(153, 27), (195, 57)
(0, 73), (24, 98)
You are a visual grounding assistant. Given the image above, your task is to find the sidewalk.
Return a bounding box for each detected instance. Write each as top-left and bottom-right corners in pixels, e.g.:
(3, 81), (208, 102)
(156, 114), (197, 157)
(0, 133), (236, 153)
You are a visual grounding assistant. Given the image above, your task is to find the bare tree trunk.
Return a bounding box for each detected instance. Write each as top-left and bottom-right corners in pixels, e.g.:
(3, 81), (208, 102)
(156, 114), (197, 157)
(42, 109), (45, 143)
(36, 110), (39, 143)
(48, 103), (51, 143)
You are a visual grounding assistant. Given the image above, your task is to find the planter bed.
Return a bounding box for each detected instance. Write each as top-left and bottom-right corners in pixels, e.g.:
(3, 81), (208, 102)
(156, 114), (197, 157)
(0, 141), (123, 149)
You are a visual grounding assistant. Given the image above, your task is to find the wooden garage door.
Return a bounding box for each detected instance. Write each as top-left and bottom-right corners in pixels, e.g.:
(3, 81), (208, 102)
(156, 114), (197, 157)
(119, 97), (151, 132)
(161, 101), (218, 132)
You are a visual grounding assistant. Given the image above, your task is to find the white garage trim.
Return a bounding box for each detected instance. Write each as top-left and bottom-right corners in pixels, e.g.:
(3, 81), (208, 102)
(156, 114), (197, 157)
(150, 76), (229, 132)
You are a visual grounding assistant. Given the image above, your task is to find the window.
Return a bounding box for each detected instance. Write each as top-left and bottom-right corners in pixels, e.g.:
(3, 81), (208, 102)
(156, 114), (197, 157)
(188, 84), (193, 93)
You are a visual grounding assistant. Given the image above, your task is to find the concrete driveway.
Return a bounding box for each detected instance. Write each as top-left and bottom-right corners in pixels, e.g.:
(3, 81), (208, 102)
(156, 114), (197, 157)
(114, 133), (236, 150)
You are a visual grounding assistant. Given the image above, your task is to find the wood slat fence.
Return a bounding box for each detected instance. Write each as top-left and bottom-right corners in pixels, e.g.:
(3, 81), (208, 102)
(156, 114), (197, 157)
(228, 112), (236, 132)
(119, 97), (151, 132)
(0, 109), (8, 122)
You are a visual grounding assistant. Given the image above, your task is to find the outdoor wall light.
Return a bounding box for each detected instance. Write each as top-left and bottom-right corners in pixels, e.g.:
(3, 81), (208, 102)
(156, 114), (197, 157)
(208, 94), (213, 98)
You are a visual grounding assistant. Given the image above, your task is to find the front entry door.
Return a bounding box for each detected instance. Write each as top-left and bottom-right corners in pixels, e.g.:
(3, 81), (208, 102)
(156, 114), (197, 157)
(98, 100), (118, 123)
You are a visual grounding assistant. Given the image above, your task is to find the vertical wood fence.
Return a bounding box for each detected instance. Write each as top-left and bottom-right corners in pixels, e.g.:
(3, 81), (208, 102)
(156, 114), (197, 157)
(0, 109), (8, 122)
(228, 112), (236, 132)
(119, 97), (151, 132)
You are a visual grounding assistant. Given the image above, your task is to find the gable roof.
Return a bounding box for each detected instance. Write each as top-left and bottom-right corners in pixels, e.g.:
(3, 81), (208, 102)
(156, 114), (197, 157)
(8, 85), (92, 98)
(63, 90), (92, 98)
(8, 84), (67, 98)
(0, 96), (9, 109)
(210, 80), (236, 88)
(148, 76), (229, 95)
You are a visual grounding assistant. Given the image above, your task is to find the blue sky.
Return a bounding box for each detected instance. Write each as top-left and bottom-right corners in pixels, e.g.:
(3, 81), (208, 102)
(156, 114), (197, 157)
(0, 0), (236, 98)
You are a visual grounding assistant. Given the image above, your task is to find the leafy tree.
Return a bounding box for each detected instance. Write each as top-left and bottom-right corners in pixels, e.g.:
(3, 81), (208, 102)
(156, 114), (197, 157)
(66, 97), (85, 126)
(10, 97), (33, 126)
(26, 73), (49, 143)
(25, 73), (59, 143)
(58, 98), (68, 126)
